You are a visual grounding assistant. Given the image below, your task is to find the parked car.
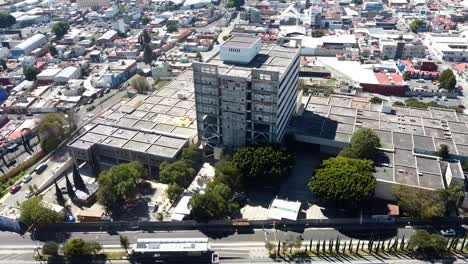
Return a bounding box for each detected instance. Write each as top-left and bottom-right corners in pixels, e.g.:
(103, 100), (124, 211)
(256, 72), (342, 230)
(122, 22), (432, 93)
(22, 173), (32, 183)
(35, 163), (48, 174)
(440, 229), (456, 236)
(10, 185), (21, 194)
(25, 190), (33, 198)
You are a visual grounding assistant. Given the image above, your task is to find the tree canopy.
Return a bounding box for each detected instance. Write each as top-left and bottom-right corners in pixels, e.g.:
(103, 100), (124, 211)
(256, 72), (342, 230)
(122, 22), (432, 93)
(143, 45), (153, 65)
(339, 128), (380, 160)
(369, 96), (384, 104)
(48, 45), (58, 57)
(213, 159), (242, 191)
(0, 13), (16, 28)
(160, 160), (196, 188)
(19, 197), (64, 226)
(190, 182), (238, 222)
(308, 157), (376, 206)
(23, 66), (41, 81)
(227, 0), (244, 9)
(141, 16), (151, 25)
(39, 113), (68, 153)
(392, 184), (463, 219)
(166, 183), (184, 203)
(42, 241), (59, 256)
(410, 19), (424, 33)
(63, 238), (102, 258)
(97, 161), (146, 213)
(130, 75), (150, 93)
(233, 145), (294, 187)
(408, 230), (447, 257)
(435, 144), (449, 160)
(166, 24), (178, 33)
(52, 21), (69, 39)
(439, 69), (457, 91)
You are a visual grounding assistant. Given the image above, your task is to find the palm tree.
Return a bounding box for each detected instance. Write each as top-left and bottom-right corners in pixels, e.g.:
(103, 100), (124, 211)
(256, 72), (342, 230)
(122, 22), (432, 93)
(119, 235), (130, 253)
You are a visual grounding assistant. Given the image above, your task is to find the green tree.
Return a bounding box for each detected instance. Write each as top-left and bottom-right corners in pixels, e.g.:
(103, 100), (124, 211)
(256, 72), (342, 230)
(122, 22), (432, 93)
(142, 16), (151, 25)
(63, 238), (102, 258)
(339, 128), (380, 160)
(369, 96), (384, 104)
(48, 45), (58, 56)
(408, 230), (447, 257)
(213, 159), (242, 191)
(19, 197), (64, 226)
(23, 66), (41, 81)
(439, 69), (457, 91)
(393, 101), (405, 106)
(52, 21), (70, 39)
(233, 146), (294, 187)
(143, 45), (153, 65)
(142, 30), (151, 44)
(0, 13), (15, 28)
(97, 161), (146, 213)
(196, 51), (203, 62)
(119, 235), (130, 253)
(166, 183), (184, 203)
(308, 157), (376, 206)
(393, 185), (446, 219)
(311, 30), (324, 38)
(42, 241), (59, 256)
(38, 113), (68, 153)
(181, 144), (200, 161)
(159, 160), (196, 188)
(166, 24), (178, 33)
(403, 71), (411, 80)
(435, 144), (449, 160)
(410, 19), (424, 33)
(190, 182), (238, 222)
(130, 75), (150, 93)
(232, 0), (245, 9)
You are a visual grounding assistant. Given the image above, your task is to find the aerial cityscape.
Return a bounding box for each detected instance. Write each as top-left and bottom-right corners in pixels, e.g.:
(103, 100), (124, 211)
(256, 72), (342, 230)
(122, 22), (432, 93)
(0, 0), (467, 262)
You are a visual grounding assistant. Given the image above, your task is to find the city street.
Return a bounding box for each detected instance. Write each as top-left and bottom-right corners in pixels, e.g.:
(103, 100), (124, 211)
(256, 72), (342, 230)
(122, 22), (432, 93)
(0, 226), (457, 263)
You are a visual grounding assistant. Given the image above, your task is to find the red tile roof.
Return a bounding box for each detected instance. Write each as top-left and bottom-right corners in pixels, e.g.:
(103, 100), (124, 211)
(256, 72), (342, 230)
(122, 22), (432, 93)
(375, 72), (405, 86)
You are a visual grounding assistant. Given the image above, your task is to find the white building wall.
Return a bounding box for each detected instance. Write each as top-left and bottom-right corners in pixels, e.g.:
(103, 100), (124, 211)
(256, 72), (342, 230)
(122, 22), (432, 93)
(219, 39), (261, 64)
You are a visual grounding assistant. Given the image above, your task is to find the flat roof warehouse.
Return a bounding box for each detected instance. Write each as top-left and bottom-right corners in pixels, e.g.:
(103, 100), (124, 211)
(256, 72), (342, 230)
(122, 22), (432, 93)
(68, 70), (197, 170)
(292, 95), (465, 195)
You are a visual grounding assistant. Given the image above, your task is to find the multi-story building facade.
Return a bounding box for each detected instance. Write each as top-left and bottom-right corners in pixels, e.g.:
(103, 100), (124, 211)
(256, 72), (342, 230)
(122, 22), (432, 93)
(379, 38), (425, 60)
(193, 36), (300, 156)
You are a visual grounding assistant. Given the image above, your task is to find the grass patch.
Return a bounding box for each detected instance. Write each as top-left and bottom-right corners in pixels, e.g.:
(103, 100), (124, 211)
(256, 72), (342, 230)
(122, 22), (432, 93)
(404, 98), (463, 112)
(33, 254), (49, 261)
(103, 251), (127, 260)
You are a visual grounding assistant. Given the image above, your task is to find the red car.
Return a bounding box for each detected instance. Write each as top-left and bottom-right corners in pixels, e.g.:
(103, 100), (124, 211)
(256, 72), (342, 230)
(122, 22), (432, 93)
(10, 185), (21, 194)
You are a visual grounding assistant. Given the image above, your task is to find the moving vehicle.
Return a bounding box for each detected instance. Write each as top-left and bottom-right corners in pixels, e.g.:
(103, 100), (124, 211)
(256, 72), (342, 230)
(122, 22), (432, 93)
(10, 185), (21, 194)
(440, 229), (456, 236)
(22, 173), (32, 183)
(35, 163), (48, 174)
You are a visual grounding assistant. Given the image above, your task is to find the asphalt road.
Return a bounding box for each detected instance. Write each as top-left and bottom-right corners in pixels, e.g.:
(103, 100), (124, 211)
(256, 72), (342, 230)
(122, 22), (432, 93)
(0, 226), (455, 263)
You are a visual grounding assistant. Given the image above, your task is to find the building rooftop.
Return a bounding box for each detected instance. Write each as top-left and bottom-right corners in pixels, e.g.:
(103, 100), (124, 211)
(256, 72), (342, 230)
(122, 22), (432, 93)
(69, 70), (197, 160)
(222, 35), (259, 48)
(207, 43), (299, 79)
(293, 95), (466, 190)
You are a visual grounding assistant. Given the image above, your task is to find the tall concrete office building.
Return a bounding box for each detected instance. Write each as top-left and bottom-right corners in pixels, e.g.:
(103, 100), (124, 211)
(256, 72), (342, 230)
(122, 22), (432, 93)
(193, 35), (300, 156)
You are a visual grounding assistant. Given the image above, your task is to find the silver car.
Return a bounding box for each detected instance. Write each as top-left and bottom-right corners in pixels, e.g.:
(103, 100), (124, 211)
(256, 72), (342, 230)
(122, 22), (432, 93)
(22, 174), (32, 183)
